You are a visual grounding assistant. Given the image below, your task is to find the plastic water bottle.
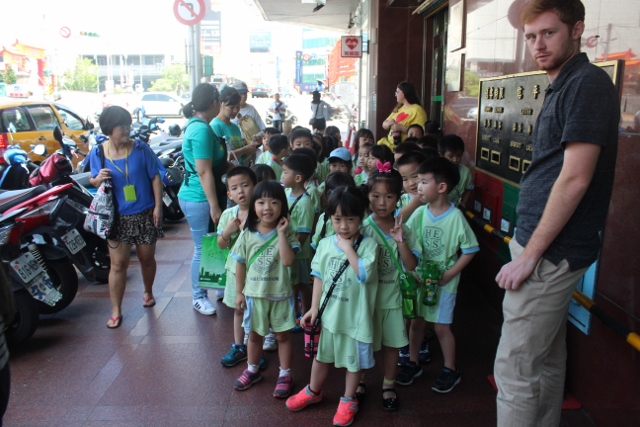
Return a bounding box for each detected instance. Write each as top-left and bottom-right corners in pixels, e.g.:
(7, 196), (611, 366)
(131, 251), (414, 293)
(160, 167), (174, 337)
(399, 274), (418, 318)
(421, 261), (441, 306)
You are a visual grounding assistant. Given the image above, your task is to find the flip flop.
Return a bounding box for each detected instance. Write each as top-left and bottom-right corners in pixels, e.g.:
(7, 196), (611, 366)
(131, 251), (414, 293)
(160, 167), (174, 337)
(107, 315), (122, 329)
(142, 295), (156, 307)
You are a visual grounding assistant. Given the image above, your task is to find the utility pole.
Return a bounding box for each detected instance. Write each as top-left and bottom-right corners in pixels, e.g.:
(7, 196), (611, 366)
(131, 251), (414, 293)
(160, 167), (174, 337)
(603, 23), (612, 60)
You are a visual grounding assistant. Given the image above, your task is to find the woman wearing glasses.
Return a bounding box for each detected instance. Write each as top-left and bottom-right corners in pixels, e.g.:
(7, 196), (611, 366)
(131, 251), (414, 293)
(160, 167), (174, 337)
(378, 81), (427, 149)
(89, 105), (164, 329)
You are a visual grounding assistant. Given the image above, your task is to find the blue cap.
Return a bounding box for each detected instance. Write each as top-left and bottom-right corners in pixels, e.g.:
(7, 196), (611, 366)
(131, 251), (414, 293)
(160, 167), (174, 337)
(329, 147), (351, 162)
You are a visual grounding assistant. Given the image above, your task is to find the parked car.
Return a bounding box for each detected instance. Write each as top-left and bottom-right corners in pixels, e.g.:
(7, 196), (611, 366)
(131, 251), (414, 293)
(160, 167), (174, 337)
(250, 84), (271, 98)
(449, 97), (478, 118)
(0, 100), (94, 164)
(132, 92), (185, 120)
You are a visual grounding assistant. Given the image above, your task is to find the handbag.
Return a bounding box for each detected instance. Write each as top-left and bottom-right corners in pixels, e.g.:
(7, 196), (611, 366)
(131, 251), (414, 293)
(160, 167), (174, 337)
(309, 103), (322, 126)
(84, 144), (115, 239)
(366, 217), (418, 290)
(305, 235), (364, 357)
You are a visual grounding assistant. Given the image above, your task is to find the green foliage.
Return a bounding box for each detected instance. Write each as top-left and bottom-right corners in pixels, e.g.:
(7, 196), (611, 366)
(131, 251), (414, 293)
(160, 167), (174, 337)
(463, 70), (480, 97)
(3, 65), (17, 84)
(60, 58), (98, 92)
(149, 64), (189, 93)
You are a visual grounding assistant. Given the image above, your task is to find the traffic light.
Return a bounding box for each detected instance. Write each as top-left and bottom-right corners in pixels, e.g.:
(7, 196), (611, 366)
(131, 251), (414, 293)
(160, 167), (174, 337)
(79, 31), (100, 37)
(203, 56), (213, 76)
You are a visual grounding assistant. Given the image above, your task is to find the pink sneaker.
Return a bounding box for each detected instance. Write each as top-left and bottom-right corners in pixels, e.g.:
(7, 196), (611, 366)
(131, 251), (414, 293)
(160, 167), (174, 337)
(333, 396), (359, 426)
(273, 374), (293, 399)
(285, 384), (322, 411)
(233, 369), (262, 391)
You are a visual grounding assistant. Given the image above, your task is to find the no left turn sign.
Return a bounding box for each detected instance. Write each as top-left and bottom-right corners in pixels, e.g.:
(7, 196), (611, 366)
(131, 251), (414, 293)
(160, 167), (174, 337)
(173, 0), (206, 26)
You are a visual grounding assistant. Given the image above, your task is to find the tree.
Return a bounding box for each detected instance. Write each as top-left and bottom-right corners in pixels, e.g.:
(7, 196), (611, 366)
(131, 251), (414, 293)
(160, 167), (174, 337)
(149, 64), (189, 93)
(2, 65), (17, 84)
(60, 58), (98, 92)
(463, 70), (480, 98)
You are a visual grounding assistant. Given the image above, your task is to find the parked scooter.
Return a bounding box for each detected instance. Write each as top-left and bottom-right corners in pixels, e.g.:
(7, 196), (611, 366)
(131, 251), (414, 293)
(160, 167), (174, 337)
(0, 184), (80, 322)
(28, 128), (110, 283)
(264, 109), (298, 126)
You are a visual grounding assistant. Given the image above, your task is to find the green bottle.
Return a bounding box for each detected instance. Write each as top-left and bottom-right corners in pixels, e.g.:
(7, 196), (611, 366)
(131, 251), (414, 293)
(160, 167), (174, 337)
(399, 273), (418, 319)
(421, 261), (441, 306)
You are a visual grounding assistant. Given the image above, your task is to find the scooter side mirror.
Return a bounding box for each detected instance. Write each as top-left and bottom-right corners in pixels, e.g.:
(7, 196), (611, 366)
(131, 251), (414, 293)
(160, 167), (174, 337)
(33, 144), (47, 156)
(53, 126), (63, 145)
(7, 123), (16, 134)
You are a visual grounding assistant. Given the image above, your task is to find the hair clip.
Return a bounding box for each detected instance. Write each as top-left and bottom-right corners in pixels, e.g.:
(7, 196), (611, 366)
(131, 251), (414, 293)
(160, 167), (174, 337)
(376, 160), (392, 173)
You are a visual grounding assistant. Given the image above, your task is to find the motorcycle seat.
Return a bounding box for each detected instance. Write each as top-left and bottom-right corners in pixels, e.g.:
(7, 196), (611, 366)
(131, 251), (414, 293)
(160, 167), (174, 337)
(71, 173), (95, 189)
(0, 186), (48, 213)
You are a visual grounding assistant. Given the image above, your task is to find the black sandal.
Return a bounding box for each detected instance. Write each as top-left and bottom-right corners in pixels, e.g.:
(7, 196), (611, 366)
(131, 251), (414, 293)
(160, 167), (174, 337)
(355, 382), (366, 401)
(382, 388), (399, 411)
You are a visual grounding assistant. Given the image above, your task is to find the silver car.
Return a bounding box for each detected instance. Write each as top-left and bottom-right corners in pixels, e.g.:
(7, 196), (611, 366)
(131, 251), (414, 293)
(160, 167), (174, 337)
(133, 92), (184, 120)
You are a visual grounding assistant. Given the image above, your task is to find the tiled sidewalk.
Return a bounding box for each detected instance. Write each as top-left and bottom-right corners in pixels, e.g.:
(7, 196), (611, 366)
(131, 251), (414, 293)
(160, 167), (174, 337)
(2, 220), (594, 426)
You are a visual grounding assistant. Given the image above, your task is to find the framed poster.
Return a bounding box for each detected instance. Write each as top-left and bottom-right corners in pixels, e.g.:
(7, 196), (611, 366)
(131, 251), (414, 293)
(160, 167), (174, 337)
(449, 0), (465, 52)
(446, 52), (464, 92)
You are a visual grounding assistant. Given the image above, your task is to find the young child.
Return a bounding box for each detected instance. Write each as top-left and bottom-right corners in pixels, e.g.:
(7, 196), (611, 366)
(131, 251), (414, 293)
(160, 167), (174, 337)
(264, 134), (289, 181)
(311, 172), (356, 250)
(424, 120), (442, 138)
(291, 147), (322, 219)
(219, 167), (262, 367)
(407, 124), (424, 139)
(395, 151), (430, 221)
(255, 127), (281, 165)
(393, 141), (421, 164)
(398, 157), (479, 393)
(354, 142), (374, 186)
(286, 186), (379, 426)
(352, 128), (374, 166)
(282, 153), (317, 324)
(417, 136), (439, 152)
(324, 125), (342, 147)
(316, 148), (353, 195)
(366, 145), (394, 179)
(290, 128), (314, 150)
(437, 134), (474, 207)
(361, 166), (421, 410)
(251, 164), (277, 183)
(231, 181), (300, 397)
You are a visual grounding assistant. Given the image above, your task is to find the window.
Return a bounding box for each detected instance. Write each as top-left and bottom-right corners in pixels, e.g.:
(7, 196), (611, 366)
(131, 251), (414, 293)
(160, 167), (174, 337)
(56, 107), (84, 131)
(141, 94), (157, 101)
(1, 107), (33, 132)
(25, 105), (58, 131)
(155, 94), (173, 102)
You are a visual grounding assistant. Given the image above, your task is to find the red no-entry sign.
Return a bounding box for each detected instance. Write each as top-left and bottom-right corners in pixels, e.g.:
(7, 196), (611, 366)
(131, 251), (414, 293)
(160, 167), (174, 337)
(173, 0), (206, 26)
(60, 26), (71, 38)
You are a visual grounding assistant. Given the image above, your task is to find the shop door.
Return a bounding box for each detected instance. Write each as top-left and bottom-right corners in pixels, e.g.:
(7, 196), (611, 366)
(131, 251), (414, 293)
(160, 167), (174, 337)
(424, 7), (447, 126)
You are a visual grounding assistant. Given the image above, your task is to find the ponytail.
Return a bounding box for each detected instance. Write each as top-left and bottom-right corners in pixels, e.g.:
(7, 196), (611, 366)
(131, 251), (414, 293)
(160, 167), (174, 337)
(183, 102), (195, 118)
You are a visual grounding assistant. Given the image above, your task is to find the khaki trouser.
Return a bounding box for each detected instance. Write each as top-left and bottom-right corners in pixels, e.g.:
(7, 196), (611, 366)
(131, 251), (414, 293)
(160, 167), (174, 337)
(495, 238), (587, 427)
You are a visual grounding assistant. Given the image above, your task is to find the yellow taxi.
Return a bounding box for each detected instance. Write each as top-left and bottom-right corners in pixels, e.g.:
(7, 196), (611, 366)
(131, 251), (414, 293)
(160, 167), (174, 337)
(0, 99), (94, 165)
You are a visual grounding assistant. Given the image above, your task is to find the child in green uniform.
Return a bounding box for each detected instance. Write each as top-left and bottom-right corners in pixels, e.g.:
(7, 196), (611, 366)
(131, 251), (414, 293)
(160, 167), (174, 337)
(282, 154), (317, 324)
(316, 148), (353, 196)
(353, 142), (373, 186)
(264, 134), (289, 181)
(395, 151), (433, 222)
(398, 158), (479, 393)
(437, 134), (474, 207)
(218, 167), (258, 367)
(360, 166), (421, 410)
(255, 127), (280, 165)
(286, 187), (379, 427)
(311, 172), (356, 251)
(231, 181), (300, 397)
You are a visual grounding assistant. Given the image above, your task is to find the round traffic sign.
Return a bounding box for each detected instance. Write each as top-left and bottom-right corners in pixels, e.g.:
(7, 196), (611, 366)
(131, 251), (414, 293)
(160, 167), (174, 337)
(303, 54), (310, 61)
(60, 27), (71, 38)
(173, 0), (206, 26)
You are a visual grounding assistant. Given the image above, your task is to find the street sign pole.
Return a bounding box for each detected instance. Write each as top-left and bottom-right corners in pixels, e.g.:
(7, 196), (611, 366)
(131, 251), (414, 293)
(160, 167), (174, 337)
(195, 22), (202, 84)
(174, 0), (206, 92)
(189, 25), (196, 92)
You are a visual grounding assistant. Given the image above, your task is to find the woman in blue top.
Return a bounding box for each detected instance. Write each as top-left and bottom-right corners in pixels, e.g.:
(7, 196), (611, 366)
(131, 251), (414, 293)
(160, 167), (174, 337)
(89, 106), (163, 329)
(178, 83), (229, 316)
(211, 87), (260, 167)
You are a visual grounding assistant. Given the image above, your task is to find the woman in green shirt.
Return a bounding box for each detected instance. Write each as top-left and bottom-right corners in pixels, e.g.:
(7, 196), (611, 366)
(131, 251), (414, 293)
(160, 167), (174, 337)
(211, 87), (259, 167)
(178, 83), (227, 316)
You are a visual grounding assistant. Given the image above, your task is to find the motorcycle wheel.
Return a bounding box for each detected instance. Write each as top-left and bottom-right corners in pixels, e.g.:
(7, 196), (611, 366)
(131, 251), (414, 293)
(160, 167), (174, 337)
(163, 202), (185, 221)
(265, 117), (273, 125)
(84, 233), (111, 283)
(6, 289), (39, 345)
(37, 258), (79, 314)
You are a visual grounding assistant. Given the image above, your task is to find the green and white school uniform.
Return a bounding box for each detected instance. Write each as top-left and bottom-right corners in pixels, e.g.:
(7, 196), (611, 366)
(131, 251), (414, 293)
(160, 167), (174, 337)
(405, 203), (479, 324)
(448, 164), (473, 205)
(361, 217), (420, 351)
(265, 156), (283, 181)
(310, 235), (379, 372)
(287, 191), (315, 284)
(231, 228), (300, 335)
(255, 150), (271, 165)
(218, 206), (243, 309)
(310, 212), (335, 251)
(354, 171), (368, 186)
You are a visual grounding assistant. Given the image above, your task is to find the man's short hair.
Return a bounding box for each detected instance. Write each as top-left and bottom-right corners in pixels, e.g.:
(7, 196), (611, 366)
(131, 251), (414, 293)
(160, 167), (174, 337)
(417, 157), (460, 194)
(521, 0), (585, 29)
(263, 127), (280, 135)
(394, 142), (421, 155)
(268, 135), (289, 154)
(437, 134), (465, 155)
(283, 153), (316, 182)
(395, 151), (427, 169)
